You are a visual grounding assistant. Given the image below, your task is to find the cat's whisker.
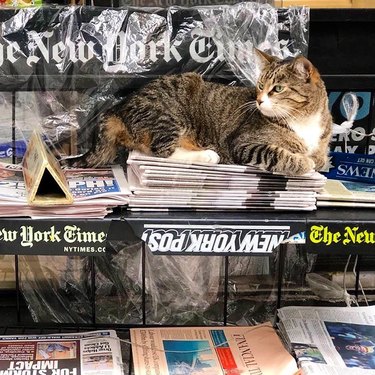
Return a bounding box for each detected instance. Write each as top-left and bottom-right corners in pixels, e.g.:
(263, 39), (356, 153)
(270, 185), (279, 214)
(272, 107), (290, 123)
(232, 101), (258, 122)
(276, 104), (301, 123)
(233, 101), (257, 117)
(278, 103), (305, 119)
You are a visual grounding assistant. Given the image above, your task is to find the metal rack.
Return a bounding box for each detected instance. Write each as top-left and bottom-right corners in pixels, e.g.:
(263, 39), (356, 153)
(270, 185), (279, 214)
(0, 7), (374, 373)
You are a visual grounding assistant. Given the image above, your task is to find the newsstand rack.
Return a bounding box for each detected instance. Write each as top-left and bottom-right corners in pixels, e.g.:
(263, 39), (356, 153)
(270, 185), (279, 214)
(0, 6), (375, 375)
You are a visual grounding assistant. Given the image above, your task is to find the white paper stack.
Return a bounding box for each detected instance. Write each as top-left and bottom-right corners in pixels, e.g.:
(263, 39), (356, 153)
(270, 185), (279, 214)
(127, 151), (327, 211)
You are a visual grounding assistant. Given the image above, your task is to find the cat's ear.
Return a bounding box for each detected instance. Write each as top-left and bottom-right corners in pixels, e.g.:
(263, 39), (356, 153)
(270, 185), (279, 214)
(254, 48), (279, 67)
(291, 56), (319, 82)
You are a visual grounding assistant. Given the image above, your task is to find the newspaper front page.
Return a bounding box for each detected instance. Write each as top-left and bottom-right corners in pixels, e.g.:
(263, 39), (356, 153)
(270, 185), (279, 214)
(0, 330), (123, 375)
(278, 306), (375, 375)
(130, 323), (298, 375)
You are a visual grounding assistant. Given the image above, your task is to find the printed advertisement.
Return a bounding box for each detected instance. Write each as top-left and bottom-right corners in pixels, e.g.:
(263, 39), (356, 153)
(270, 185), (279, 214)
(324, 152), (375, 184)
(328, 91), (372, 155)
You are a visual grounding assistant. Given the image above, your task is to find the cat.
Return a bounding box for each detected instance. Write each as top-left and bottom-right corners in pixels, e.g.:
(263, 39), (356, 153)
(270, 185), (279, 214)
(68, 50), (332, 176)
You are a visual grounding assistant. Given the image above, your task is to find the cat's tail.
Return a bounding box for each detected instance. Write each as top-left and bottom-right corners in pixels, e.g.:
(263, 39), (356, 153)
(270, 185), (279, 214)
(62, 114), (131, 168)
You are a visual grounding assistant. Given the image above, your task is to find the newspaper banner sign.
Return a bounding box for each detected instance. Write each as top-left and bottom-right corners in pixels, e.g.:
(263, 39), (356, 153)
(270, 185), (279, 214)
(0, 220), (111, 256)
(306, 222), (375, 253)
(141, 223), (296, 254)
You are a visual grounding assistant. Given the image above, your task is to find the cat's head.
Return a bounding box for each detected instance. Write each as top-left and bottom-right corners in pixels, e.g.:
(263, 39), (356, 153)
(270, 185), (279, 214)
(254, 49), (325, 120)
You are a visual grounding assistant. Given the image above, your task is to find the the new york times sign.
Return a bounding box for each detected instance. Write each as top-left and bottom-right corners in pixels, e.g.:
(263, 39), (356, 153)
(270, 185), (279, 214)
(0, 221), (112, 256)
(0, 6), (306, 91)
(141, 224), (291, 254)
(306, 223), (375, 253)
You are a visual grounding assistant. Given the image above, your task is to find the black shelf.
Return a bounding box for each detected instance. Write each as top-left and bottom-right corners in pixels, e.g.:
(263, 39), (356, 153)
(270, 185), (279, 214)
(0, 208), (373, 256)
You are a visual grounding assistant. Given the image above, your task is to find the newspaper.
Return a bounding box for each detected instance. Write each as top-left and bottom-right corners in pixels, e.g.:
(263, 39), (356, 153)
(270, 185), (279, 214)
(0, 161), (130, 218)
(130, 323), (299, 375)
(277, 306), (375, 375)
(317, 179), (375, 208)
(0, 330), (123, 375)
(127, 151), (326, 211)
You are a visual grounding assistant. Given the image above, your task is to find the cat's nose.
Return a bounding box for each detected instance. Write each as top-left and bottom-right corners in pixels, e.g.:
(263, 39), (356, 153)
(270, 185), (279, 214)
(257, 98), (264, 105)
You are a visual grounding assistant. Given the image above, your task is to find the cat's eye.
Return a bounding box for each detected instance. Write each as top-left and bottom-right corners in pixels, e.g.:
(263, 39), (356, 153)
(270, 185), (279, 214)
(258, 83), (264, 90)
(274, 85), (284, 93)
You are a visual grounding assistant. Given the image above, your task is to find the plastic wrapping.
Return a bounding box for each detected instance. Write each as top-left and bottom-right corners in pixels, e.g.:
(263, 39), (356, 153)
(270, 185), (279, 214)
(5, 2), (311, 324)
(0, 4), (309, 160)
(199, 2), (309, 86)
(19, 241), (282, 325)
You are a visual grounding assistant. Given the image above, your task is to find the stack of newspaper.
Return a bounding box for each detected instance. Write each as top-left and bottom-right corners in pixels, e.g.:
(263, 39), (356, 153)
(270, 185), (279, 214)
(127, 152), (327, 211)
(277, 305), (375, 374)
(0, 162), (130, 218)
(0, 330), (124, 374)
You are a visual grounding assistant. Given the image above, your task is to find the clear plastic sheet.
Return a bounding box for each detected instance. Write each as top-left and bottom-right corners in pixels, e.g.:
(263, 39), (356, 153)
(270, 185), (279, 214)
(199, 2), (309, 85)
(18, 244), (375, 324)
(5, 3), (310, 324)
(18, 242), (282, 325)
(0, 4), (309, 159)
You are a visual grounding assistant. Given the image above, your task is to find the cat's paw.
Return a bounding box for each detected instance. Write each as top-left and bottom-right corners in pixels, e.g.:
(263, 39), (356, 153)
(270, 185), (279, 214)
(288, 155), (315, 175)
(198, 150), (220, 164)
(272, 154), (315, 176)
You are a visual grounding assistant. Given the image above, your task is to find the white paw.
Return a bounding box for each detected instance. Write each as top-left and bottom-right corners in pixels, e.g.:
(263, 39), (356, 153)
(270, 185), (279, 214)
(199, 150), (220, 164)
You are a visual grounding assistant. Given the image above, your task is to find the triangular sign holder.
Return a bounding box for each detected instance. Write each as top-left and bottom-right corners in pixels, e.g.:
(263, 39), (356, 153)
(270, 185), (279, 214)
(22, 131), (74, 206)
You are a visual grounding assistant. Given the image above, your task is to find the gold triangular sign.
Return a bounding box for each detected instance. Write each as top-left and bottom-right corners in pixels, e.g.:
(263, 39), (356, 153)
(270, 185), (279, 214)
(22, 131), (74, 206)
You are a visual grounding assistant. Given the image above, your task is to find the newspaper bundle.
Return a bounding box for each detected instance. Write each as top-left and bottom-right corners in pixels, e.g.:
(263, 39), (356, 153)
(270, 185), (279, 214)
(130, 323), (299, 375)
(0, 162), (130, 218)
(277, 305), (375, 374)
(0, 330), (123, 375)
(127, 151), (326, 211)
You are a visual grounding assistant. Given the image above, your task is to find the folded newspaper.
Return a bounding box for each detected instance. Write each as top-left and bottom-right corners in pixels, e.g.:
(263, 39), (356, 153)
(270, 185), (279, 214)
(0, 330), (123, 375)
(127, 151), (326, 211)
(0, 162), (130, 218)
(277, 305), (375, 375)
(130, 323), (299, 375)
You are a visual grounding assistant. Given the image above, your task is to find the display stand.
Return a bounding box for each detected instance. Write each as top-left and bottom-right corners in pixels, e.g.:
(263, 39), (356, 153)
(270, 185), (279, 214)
(0, 7), (374, 375)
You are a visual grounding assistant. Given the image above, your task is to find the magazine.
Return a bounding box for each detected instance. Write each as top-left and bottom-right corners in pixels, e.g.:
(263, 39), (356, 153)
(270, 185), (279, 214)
(0, 330), (123, 375)
(130, 323), (299, 375)
(277, 306), (375, 374)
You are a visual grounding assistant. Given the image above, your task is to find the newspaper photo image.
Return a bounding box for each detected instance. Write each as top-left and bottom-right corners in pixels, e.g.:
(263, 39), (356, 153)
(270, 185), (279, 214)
(0, 330), (123, 375)
(277, 306), (375, 374)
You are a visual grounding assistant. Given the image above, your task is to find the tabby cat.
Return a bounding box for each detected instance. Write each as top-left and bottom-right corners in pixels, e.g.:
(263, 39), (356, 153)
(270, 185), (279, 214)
(69, 50), (332, 176)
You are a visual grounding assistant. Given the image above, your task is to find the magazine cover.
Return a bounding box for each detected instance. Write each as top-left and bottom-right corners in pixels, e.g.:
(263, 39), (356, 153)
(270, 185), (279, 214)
(130, 323), (298, 375)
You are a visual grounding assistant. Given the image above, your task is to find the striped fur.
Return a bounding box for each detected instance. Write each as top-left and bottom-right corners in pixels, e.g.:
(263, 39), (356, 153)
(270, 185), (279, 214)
(70, 52), (332, 176)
